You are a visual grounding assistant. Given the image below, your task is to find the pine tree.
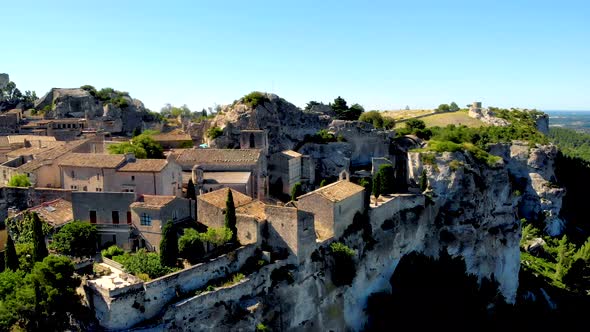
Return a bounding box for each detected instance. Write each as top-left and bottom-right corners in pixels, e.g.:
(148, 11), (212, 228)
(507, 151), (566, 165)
(555, 235), (575, 280)
(31, 212), (48, 262)
(372, 172), (382, 204)
(225, 189), (238, 243)
(186, 178), (196, 200)
(160, 221), (178, 268)
(4, 234), (19, 271)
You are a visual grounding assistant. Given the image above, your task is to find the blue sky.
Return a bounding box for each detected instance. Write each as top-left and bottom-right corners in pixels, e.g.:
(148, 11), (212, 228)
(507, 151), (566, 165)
(2, 0), (589, 111)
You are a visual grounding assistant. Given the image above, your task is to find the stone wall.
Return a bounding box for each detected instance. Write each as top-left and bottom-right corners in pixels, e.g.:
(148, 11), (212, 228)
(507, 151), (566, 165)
(236, 214), (262, 245)
(368, 194), (425, 230)
(265, 205), (316, 263)
(0, 186), (72, 221)
(88, 244), (258, 330)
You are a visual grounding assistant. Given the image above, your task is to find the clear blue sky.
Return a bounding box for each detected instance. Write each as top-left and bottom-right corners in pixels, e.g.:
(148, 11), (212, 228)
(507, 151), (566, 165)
(2, 0), (589, 111)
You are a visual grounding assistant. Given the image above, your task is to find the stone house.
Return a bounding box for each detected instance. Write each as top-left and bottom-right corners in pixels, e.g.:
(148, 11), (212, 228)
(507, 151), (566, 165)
(19, 118), (87, 141)
(172, 148), (268, 200)
(196, 188), (253, 229)
(0, 109), (21, 134)
(72, 192), (136, 249)
(296, 179), (365, 241)
(58, 153), (182, 196)
(265, 205), (316, 263)
(151, 132), (193, 149)
(130, 195), (195, 251)
(0, 135), (105, 187)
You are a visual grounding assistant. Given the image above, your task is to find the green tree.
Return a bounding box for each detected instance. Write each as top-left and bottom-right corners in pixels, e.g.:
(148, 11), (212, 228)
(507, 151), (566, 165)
(304, 101), (321, 111)
(133, 134), (164, 158)
(49, 221), (97, 257)
(132, 127), (141, 137)
(405, 119), (426, 131)
(206, 126), (223, 140)
(320, 179), (328, 187)
(348, 103), (365, 120)
(372, 172), (382, 202)
(160, 221), (178, 268)
(378, 164), (395, 195)
(4, 234), (19, 271)
(449, 102), (460, 112)
(436, 104), (450, 112)
(291, 182), (303, 201)
(107, 141), (147, 158)
(225, 190), (238, 243)
(7, 174), (31, 187)
(359, 110), (384, 128)
(187, 178), (196, 200)
(359, 178), (372, 210)
(31, 213), (48, 262)
(178, 228), (205, 263)
(555, 235), (576, 280)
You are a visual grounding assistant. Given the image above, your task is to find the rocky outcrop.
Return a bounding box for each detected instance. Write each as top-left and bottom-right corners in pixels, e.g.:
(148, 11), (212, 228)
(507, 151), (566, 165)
(34, 88), (146, 134)
(0, 73), (8, 90)
(468, 105), (510, 126)
(211, 93), (332, 153)
(328, 120), (394, 166)
(488, 142), (565, 235)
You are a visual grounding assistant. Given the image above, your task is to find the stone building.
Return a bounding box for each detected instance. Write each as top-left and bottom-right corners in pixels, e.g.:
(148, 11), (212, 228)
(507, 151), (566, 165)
(151, 132), (193, 149)
(270, 150), (302, 195)
(239, 129), (268, 155)
(19, 118), (87, 141)
(0, 109), (22, 134)
(72, 192), (136, 249)
(130, 195), (195, 251)
(296, 179), (365, 240)
(196, 187), (253, 229)
(0, 135), (105, 187)
(10, 198), (74, 230)
(58, 153), (182, 196)
(172, 148), (268, 200)
(265, 205), (316, 263)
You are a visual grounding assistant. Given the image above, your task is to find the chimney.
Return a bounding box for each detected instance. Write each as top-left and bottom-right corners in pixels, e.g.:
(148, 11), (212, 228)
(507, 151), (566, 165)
(124, 153), (136, 163)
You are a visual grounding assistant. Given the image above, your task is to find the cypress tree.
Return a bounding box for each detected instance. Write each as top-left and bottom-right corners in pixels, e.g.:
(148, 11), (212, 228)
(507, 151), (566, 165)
(225, 189), (238, 243)
(419, 170), (428, 192)
(372, 172), (382, 204)
(378, 164), (395, 195)
(4, 234), (19, 271)
(31, 212), (48, 262)
(291, 182), (303, 201)
(187, 178), (196, 200)
(160, 221), (178, 268)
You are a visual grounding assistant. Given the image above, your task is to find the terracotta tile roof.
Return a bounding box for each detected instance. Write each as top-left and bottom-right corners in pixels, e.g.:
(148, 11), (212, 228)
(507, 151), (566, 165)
(151, 132), (192, 142)
(7, 142), (66, 158)
(7, 135), (57, 145)
(236, 200), (267, 221)
(298, 180), (365, 203)
(117, 159), (169, 172)
(130, 195), (176, 209)
(197, 187), (252, 209)
(203, 172), (251, 184)
(0, 136), (9, 147)
(16, 139), (91, 172)
(26, 198), (74, 227)
(58, 153), (125, 168)
(173, 148), (261, 166)
(282, 150), (302, 158)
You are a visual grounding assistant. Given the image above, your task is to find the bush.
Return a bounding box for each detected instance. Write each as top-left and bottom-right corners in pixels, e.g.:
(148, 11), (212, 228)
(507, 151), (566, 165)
(291, 182), (303, 201)
(178, 228), (205, 263)
(359, 110), (384, 128)
(243, 91), (269, 108)
(101, 245), (124, 259)
(113, 249), (174, 280)
(329, 242), (356, 286)
(199, 227), (233, 246)
(206, 126), (223, 139)
(49, 221), (97, 257)
(7, 174), (31, 187)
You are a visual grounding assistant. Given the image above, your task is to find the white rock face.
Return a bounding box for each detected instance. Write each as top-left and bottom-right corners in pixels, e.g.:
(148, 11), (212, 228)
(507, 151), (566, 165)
(468, 106), (510, 126)
(0, 73), (8, 90)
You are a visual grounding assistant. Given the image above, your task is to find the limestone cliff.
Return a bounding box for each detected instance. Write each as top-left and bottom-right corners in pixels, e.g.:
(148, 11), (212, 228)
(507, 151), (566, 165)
(34, 88), (146, 134)
(211, 93), (332, 153)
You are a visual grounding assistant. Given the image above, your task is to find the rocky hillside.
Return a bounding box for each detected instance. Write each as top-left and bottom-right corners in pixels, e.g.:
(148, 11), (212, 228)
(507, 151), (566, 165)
(34, 87), (149, 134)
(209, 92), (332, 153)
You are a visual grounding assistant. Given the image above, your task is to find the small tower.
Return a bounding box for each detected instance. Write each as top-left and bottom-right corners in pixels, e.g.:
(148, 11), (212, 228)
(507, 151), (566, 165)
(192, 165), (204, 195)
(239, 129), (268, 155)
(339, 169), (350, 181)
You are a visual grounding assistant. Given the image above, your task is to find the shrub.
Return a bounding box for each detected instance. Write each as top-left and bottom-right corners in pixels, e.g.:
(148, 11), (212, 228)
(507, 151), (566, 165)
(206, 126), (223, 139)
(199, 227), (233, 246)
(359, 110), (385, 128)
(101, 245), (124, 259)
(160, 221), (178, 268)
(419, 170), (428, 192)
(7, 174), (31, 187)
(113, 249), (174, 279)
(50, 221), (97, 257)
(378, 164), (395, 195)
(329, 242), (356, 286)
(178, 228), (205, 262)
(291, 182), (303, 201)
(243, 91), (269, 108)
(256, 323), (269, 332)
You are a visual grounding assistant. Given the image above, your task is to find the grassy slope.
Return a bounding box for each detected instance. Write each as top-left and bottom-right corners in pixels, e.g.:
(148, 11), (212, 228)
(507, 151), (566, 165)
(386, 109), (485, 129)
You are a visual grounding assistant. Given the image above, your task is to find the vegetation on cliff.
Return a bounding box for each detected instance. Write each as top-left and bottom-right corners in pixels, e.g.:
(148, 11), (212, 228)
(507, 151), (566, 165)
(108, 130), (164, 159)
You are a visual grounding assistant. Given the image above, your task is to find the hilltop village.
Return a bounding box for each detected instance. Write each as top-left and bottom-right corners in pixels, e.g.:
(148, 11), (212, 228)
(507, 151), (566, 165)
(0, 74), (574, 331)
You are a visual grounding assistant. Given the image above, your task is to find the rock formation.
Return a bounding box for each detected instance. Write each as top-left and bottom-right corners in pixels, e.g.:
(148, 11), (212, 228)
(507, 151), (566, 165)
(468, 103), (510, 126)
(0, 73), (8, 90)
(210, 93), (332, 153)
(34, 88), (146, 134)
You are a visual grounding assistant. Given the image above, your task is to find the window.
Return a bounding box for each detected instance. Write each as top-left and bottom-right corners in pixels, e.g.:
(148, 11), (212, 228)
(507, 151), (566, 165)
(249, 133), (256, 148)
(131, 175), (135, 181)
(96, 188), (102, 192)
(172, 210), (178, 221)
(97, 173), (100, 180)
(71, 171), (75, 179)
(127, 211), (132, 224)
(89, 211), (96, 224)
(112, 211), (119, 224)
(140, 213), (152, 226)
(70, 185), (78, 190)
